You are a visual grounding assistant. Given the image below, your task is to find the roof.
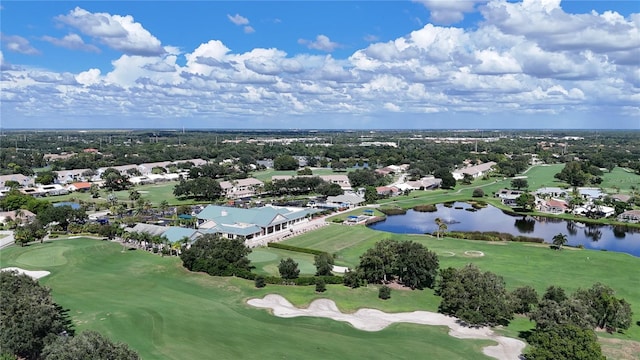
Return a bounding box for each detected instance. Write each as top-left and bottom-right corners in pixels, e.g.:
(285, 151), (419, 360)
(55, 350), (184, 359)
(71, 182), (92, 189)
(546, 199), (568, 208)
(610, 194), (631, 202)
(196, 205), (314, 228)
(453, 161), (497, 175)
(162, 227), (202, 243)
(126, 223), (168, 237)
(327, 194), (365, 205)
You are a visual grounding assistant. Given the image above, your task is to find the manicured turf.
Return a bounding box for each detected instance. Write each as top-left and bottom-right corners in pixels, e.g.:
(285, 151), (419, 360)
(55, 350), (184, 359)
(601, 167), (640, 193)
(0, 239), (493, 360)
(280, 225), (640, 342)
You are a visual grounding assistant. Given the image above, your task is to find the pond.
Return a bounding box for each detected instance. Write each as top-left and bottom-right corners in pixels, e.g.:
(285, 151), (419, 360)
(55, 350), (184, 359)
(367, 202), (640, 257)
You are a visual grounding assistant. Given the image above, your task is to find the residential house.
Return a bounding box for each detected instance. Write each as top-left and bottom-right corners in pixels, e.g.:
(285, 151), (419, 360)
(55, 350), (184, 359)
(326, 193), (365, 208)
(452, 161), (496, 180)
(38, 184), (69, 196)
(0, 209), (36, 224)
(617, 210), (640, 223)
(376, 186), (400, 197)
(67, 182), (92, 192)
(56, 169), (94, 184)
(537, 198), (568, 214)
(0, 174), (33, 188)
(534, 187), (569, 198)
(573, 204), (615, 218)
(405, 175), (442, 190)
(495, 189), (524, 206)
(610, 194), (632, 203)
(219, 178), (264, 199)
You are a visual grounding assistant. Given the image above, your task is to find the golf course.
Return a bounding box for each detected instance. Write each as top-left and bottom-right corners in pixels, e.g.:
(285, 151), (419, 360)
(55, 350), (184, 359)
(1, 225), (639, 359)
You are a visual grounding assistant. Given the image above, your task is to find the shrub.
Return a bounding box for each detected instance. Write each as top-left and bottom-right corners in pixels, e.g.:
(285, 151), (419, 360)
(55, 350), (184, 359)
(343, 270), (362, 288)
(413, 204), (437, 212)
(254, 275), (266, 288)
(472, 188), (485, 198)
(315, 278), (326, 292)
(378, 207), (407, 215)
(379, 285), (391, 300)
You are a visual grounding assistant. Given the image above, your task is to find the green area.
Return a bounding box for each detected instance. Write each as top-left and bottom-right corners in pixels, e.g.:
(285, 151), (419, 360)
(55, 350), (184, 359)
(251, 168), (351, 182)
(601, 167), (640, 193)
(0, 239), (493, 360)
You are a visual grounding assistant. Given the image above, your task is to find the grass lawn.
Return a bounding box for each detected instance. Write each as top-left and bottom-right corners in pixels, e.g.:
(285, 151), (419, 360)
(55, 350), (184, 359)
(519, 164), (566, 190)
(278, 225), (640, 343)
(0, 239), (493, 360)
(251, 168), (352, 182)
(601, 167), (640, 193)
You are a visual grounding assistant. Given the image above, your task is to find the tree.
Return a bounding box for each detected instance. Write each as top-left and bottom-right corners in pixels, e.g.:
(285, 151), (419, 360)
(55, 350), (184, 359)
(572, 283), (633, 332)
(0, 271), (74, 360)
(128, 190), (141, 202)
(89, 183), (100, 198)
(314, 253), (334, 276)
(364, 186), (378, 203)
(472, 188), (484, 198)
(530, 298), (595, 330)
(179, 234), (252, 277)
(461, 173), (474, 185)
(315, 278), (326, 293)
(378, 285), (391, 300)
(41, 331), (139, 360)
(35, 171), (57, 185)
(434, 218), (447, 238)
(159, 200), (169, 216)
(437, 264), (514, 326)
(394, 240), (439, 289)
(511, 178), (529, 190)
(278, 258), (300, 280)
(297, 167), (312, 175)
(525, 325), (605, 360)
(357, 239), (398, 283)
(254, 276), (266, 288)
(551, 233), (568, 250)
(273, 155), (299, 170)
(357, 239), (439, 289)
(542, 286), (568, 303)
(315, 182), (343, 196)
(101, 168), (130, 191)
(434, 168), (456, 189)
(511, 286), (539, 314)
(343, 269), (362, 288)
(515, 192), (535, 211)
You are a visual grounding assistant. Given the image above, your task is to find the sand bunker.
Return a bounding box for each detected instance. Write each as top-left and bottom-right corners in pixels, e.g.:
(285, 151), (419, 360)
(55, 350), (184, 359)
(248, 294), (524, 360)
(464, 250), (485, 257)
(331, 265), (349, 273)
(1, 267), (50, 279)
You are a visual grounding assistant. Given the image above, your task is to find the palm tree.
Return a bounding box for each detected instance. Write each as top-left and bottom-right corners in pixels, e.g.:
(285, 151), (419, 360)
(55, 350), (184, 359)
(552, 233), (568, 250)
(434, 218), (447, 239)
(159, 200), (169, 216)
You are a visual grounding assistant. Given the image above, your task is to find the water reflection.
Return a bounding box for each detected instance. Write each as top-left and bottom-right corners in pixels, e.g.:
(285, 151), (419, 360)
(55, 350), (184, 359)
(514, 217), (535, 233)
(367, 202), (640, 256)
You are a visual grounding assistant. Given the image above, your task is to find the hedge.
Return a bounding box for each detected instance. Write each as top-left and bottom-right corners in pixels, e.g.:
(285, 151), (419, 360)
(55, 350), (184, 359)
(267, 242), (327, 256)
(443, 231), (544, 243)
(262, 275), (343, 286)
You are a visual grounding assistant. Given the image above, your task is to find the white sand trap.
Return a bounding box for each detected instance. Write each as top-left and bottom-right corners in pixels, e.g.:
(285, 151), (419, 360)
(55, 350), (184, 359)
(248, 294), (524, 360)
(464, 250), (485, 257)
(332, 265), (349, 273)
(1, 267), (50, 279)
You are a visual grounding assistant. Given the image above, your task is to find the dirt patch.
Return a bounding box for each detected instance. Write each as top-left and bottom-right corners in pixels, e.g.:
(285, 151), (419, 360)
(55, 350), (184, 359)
(599, 337), (640, 360)
(385, 281), (413, 291)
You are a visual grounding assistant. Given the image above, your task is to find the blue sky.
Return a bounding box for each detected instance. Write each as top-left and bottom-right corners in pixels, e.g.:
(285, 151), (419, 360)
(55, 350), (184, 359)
(1, 1), (639, 129)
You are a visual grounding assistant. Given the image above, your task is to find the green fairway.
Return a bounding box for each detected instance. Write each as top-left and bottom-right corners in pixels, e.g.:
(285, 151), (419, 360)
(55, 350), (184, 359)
(249, 247), (317, 276)
(279, 225), (640, 342)
(1, 239), (497, 360)
(601, 167), (640, 193)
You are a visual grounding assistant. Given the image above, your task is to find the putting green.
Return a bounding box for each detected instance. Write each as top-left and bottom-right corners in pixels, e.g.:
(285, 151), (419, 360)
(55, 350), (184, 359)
(248, 248), (279, 263)
(14, 244), (69, 267)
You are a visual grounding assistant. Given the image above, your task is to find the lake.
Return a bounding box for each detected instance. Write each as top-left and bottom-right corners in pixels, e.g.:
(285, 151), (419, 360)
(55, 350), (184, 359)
(367, 202), (640, 257)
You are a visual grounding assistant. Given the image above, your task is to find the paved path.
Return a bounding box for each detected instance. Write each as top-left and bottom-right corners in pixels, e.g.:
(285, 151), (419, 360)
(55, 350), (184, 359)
(0, 231), (15, 250)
